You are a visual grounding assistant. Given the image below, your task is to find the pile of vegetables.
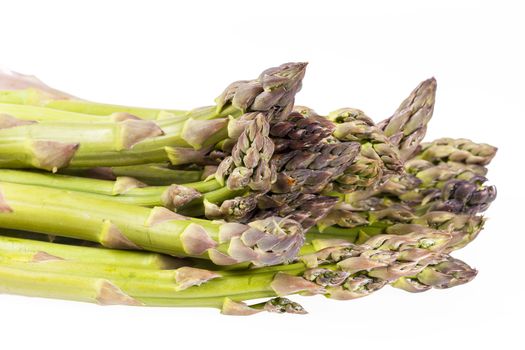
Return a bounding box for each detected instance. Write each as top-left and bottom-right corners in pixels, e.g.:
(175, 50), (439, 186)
(0, 63), (496, 314)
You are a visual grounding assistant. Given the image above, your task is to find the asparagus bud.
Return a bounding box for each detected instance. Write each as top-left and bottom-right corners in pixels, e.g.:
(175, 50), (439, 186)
(314, 205), (484, 252)
(415, 138), (497, 167)
(334, 152), (384, 192)
(255, 194), (339, 229)
(216, 62), (307, 120)
(204, 193), (261, 221)
(271, 111), (335, 153)
(221, 297), (307, 315)
(378, 78), (437, 161)
(271, 141), (360, 194)
(345, 160), (496, 216)
(329, 107), (402, 172)
(426, 179), (497, 214)
(406, 212), (485, 250)
(215, 113), (275, 191)
(392, 257), (477, 292)
(241, 142), (358, 227)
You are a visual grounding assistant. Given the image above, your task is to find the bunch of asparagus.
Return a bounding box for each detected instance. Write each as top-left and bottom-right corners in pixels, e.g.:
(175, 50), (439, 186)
(0, 64), (496, 314)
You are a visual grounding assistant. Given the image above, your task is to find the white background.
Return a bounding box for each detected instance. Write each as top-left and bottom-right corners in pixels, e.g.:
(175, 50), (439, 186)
(1, 1), (523, 349)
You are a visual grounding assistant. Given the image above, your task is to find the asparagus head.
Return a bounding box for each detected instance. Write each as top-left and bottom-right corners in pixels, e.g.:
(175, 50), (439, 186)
(378, 78), (437, 161)
(216, 62), (307, 120)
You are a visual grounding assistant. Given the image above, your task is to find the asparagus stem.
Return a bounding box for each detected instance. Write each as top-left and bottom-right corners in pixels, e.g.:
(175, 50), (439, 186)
(0, 110), (168, 149)
(0, 111), (231, 169)
(61, 163), (204, 185)
(0, 168), (245, 213)
(0, 234), (184, 269)
(0, 169), (225, 209)
(0, 139), (79, 171)
(0, 103), (125, 122)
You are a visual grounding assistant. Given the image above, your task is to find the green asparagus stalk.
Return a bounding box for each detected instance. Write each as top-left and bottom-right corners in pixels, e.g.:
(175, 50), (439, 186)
(0, 231), (475, 312)
(377, 78), (437, 161)
(0, 234), (184, 269)
(0, 139), (80, 172)
(0, 63), (307, 121)
(0, 111), (229, 170)
(0, 169), (225, 210)
(0, 103), (155, 123)
(0, 68), (186, 119)
(0, 181), (305, 266)
(62, 163), (205, 185)
(0, 228), (99, 246)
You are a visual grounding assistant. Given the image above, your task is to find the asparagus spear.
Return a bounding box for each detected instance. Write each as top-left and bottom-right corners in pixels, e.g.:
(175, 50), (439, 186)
(0, 68), (187, 119)
(0, 231), (475, 312)
(386, 160), (496, 215)
(0, 181), (305, 266)
(0, 63), (307, 121)
(0, 168), (225, 210)
(343, 158), (496, 215)
(377, 78), (437, 161)
(206, 112), (357, 222)
(243, 116), (357, 224)
(269, 141), (361, 194)
(311, 208), (484, 250)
